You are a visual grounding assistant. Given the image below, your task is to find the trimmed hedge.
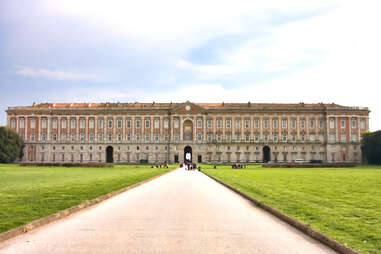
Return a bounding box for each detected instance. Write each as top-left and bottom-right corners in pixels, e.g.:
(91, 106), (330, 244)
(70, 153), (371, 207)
(262, 163), (357, 168)
(20, 162), (114, 167)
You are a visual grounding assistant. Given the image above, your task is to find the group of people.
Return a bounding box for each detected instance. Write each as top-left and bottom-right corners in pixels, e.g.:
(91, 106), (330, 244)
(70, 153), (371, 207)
(180, 162), (200, 171)
(232, 163), (246, 169)
(150, 163), (169, 168)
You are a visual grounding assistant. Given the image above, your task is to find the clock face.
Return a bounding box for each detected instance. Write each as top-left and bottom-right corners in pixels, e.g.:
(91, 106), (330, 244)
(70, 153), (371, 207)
(185, 105), (191, 111)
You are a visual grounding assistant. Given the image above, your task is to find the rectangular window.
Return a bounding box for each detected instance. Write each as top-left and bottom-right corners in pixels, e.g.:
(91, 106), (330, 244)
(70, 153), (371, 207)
(136, 120), (141, 128)
(62, 119), (67, 129)
(118, 133), (122, 141)
(264, 134), (268, 141)
(71, 119), (76, 129)
(255, 135), (259, 141)
(61, 133), (66, 141)
(145, 133), (150, 141)
(217, 134), (222, 141)
(155, 119), (159, 128)
(319, 134), (324, 142)
(245, 120), (250, 128)
(174, 133), (179, 141)
(319, 120), (323, 128)
(126, 133), (131, 141)
(301, 135), (305, 141)
(126, 120), (131, 128)
(245, 134), (250, 141)
(341, 133), (346, 141)
(217, 120), (222, 128)
(98, 119), (103, 128)
(273, 120), (277, 128)
(273, 134), (278, 142)
(292, 134), (296, 141)
(264, 120), (268, 128)
(80, 133), (85, 141)
(89, 133), (94, 141)
(310, 120), (315, 128)
(300, 120), (305, 129)
(20, 118), (25, 129)
(341, 120), (345, 128)
(42, 133), (46, 141)
(226, 134), (231, 141)
(98, 133), (103, 141)
(53, 133), (57, 141)
(71, 133), (76, 141)
(30, 133), (35, 141)
(254, 120), (259, 128)
(236, 134), (240, 141)
(208, 134), (212, 141)
(41, 118), (47, 129)
(155, 133), (159, 141)
(80, 119), (85, 129)
(136, 133), (140, 141)
(164, 120), (168, 129)
(108, 133), (112, 141)
(310, 134), (315, 141)
(330, 118), (335, 129)
(282, 134), (287, 142)
(226, 120), (231, 128)
(108, 120), (113, 129)
(164, 134), (168, 141)
(89, 119), (94, 129)
(174, 119), (179, 128)
(207, 120), (212, 128)
(31, 119), (36, 129)
(197, 133), (202, 141)
(52, 119), (57, 129)
(352, 134), (358, 141)
(145, 120), (150, 128)
(282, 120), (287, 129)
(291, 120), (296, 128)
(197, 120), (202, 129)
(235, 120), (240, 128)
(352, 119), (357, 128)
(330, 134), (335, 142)
(117, 120), (122, 129)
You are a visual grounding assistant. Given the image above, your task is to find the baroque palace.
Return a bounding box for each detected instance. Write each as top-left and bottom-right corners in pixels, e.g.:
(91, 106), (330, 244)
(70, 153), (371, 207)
(6, 101), (369, 164)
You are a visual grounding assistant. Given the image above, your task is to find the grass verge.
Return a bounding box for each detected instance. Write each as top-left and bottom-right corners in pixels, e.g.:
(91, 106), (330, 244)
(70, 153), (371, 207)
(202, 164), (381, 254)
(0, 164), (175, 233)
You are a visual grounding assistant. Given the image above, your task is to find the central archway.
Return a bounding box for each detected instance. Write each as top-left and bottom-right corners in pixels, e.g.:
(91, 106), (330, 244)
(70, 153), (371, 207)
(263, 146), (270, 163)
(184, 146), (192, 163)
(106, 146), (114, 163)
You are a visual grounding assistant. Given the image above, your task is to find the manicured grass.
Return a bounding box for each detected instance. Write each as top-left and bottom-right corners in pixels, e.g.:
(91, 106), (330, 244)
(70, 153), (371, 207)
(203, 165), (381, 254)
(0, 164), (175, 234)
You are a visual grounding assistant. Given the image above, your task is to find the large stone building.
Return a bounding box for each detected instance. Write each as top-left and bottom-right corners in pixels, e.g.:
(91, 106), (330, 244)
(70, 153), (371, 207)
(6, 101), (369, 163)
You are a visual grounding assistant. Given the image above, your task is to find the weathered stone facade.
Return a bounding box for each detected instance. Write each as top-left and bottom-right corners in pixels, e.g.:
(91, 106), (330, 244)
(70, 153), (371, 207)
(6, 101), (370, 163)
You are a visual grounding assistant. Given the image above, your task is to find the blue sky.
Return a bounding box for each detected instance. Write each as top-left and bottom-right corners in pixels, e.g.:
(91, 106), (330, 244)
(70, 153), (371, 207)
(1, 0), (380, 130)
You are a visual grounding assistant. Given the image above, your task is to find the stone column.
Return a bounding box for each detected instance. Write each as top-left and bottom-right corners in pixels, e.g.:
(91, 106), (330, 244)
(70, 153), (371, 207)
(260, 116), (263, 141)
(180, 116), (183, 141)
(203, 115), (206, 142)
(296, 115), (300, 140)
(232, 116), (235, 141)
(357, 117), (361, 142)
(47, 116), (50, 141)
(132, 116), (135, 141)
(213, 115), (216, 141)
(193, 116), (196, 141)
(38, 116), (42, 141)
(336, 116), (339, 141)
(348, 116), (352, 142)
(306, 116), (309, 141)
(160, 116), (163, 141)
(76, 116), (79, 141)
(85, 116), (89, 141)
(95, 116), (98, 140)
(113, 116), (116, 141)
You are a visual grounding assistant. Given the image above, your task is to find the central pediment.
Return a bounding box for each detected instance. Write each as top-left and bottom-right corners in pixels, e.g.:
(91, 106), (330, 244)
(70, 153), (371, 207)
(170, 101), (206, 114)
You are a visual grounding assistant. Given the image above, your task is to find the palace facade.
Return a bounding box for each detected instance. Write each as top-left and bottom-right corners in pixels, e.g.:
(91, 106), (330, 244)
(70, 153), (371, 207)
(6, 101), (370, 164)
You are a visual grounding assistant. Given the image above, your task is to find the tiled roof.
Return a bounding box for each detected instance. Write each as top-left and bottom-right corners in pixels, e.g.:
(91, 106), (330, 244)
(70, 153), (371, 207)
(7, 102), (369, 111)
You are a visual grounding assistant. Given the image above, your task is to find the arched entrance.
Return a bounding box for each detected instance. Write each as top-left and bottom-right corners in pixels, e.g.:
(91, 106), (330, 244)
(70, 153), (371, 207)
(184, 146), (192, 163)
(263, 146), (270, 163)
(106, 146), (114, 163)
(183, 120), (193, 141)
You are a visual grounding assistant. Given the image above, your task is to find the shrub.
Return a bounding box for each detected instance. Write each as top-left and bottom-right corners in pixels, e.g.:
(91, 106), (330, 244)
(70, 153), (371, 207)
(0, 127), (24, 163)
(362, 130), (381, 164)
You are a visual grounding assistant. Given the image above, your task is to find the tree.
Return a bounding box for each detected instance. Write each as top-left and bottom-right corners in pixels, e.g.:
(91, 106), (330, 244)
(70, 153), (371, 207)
(0, 127), (24, 163)
(361, 130), (381, 164)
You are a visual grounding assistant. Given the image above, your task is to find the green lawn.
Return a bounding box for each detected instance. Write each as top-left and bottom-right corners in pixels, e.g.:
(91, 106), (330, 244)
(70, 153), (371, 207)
(0, 164), (175, 234)
(203, 165), (381, 254)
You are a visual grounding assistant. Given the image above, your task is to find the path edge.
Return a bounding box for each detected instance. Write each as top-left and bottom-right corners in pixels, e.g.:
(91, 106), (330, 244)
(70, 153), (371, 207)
(201, 170), (361, 254)
(0, 168), (176, 244)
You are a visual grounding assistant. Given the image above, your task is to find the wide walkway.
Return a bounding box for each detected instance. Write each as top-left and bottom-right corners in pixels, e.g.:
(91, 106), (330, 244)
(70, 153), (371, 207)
(0, 168), (336, 254)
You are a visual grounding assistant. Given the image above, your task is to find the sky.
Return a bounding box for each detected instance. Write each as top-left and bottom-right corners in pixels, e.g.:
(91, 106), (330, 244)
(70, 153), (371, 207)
(0, 0), (380, 131)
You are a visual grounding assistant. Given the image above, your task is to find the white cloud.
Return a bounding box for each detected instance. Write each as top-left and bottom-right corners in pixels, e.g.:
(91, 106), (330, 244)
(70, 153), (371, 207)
(14, 66), (106, 82)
